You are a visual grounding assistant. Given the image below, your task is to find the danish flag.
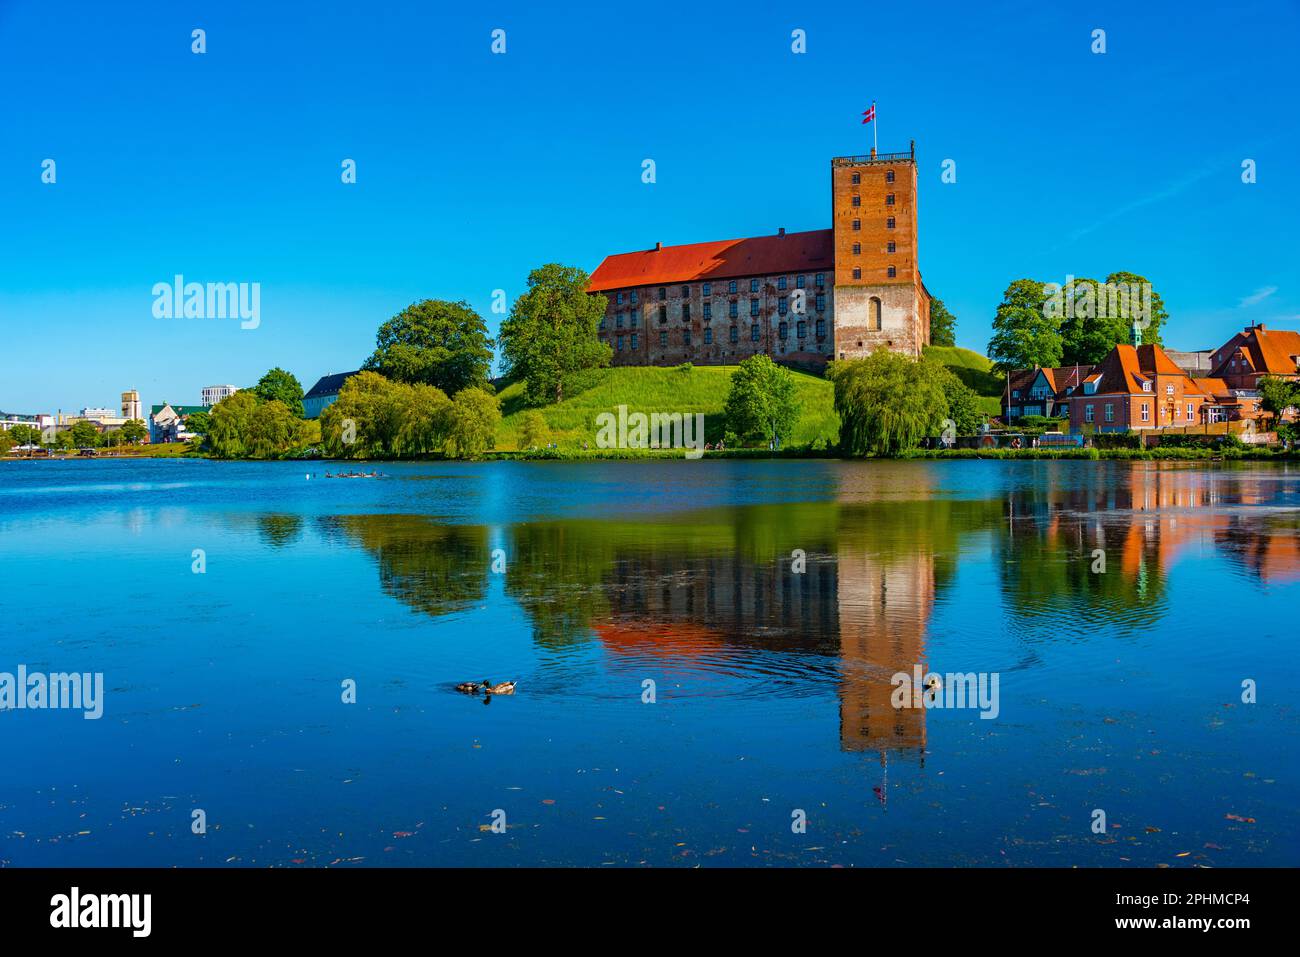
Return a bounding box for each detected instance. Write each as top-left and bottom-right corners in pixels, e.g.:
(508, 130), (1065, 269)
(861, 105), (875, 124)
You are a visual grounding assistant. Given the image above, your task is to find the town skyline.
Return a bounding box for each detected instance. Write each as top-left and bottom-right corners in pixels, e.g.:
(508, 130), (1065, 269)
(2, 0), (1297, 413)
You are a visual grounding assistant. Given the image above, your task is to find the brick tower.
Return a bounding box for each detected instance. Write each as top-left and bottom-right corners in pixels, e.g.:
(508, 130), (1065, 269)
(830, 142), (930, 360)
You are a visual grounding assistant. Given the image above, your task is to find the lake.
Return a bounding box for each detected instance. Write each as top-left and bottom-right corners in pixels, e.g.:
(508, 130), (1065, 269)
(0, 458), (1296, 867)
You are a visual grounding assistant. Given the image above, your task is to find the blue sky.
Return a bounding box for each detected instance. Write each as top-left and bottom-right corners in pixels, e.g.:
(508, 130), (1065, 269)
(1, 0), (1296, 413)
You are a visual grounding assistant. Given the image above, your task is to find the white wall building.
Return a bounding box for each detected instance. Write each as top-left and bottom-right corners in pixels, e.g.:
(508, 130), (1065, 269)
(202, 384), (239, 407)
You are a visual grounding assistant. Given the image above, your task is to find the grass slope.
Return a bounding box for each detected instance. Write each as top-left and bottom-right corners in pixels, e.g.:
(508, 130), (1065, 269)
(923, 345), (1004, 416)
(497, 365), (838, 451)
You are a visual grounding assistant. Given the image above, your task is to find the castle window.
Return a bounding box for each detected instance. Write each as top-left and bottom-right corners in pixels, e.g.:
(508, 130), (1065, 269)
(797, 320), (807, 338)
(682, 303), (691, 321)
(816, 319), (826, 338)
(616, 292), (625, 305)
(729, 280), (738, 294)
(683, 329), (691, 346)
(796, 275), (806, 288)
(779, 321), (789, 340)
(702, 283), (711, 296)
(751, 324), (760, 342)
(887, 241), (896, 253)
(704, 328), (713, 345)
(616, 312), (624, 328)
(886, 171), (895, 183)
(630, 308), (639, 328)
(815, 273), (825, 287)
(681, 285), (690, 297)
(631, 333), (638, 349)
(729, 325), (739, 343)
(660, 331), (668, 347)
(887, 266), (897, 278)
(778, 276), (788, 290)
(852, 242), (861, 255)
(750, 278), (760, 292)
(887, 217), (896, 229)
(778, 297), (788, 315)
(851, 219), (861, 231)
(729, 300), (738, 318)
(659, 287), (667, 300)
(852, 267), (862, 280)
(869, 297), (882, 331)
(702, 302), (712, 320)
(815, 293), (826, 312)
(630, 290), (639, 304)
(617, 335), (624, 351)
(750, 299), (760, 317)
(851, 172), (860, 184)
(659, 305), (667, 323)
(851, 195), (861, 207)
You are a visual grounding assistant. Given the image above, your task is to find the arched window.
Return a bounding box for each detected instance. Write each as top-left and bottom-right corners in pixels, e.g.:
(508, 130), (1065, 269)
(869, 297), (883, 331)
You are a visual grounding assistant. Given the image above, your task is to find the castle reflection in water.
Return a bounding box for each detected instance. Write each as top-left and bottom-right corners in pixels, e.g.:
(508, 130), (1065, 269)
(325, 463), (1300, 759)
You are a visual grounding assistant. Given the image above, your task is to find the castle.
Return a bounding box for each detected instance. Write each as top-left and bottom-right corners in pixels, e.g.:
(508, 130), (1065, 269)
(587, 143), (931, 368)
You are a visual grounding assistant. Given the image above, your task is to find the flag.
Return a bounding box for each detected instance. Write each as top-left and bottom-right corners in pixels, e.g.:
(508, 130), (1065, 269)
(861, 104), (875, 124)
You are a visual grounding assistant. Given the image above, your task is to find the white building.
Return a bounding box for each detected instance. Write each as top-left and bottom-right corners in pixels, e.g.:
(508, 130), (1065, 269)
(202, 384), (239, 407)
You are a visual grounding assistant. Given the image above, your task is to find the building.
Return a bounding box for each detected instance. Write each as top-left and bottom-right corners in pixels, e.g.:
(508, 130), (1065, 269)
(149, 403), (206, 443)
(1063, 343), (1212, 432)
(1164, 349), (1214, 377)
(121, 389), (142, 421)
(1, 411), (54, 432)
(303, 371), (361, 418)
(1206, 323), (1300, 389)
(201, 384), (239, 407)
(586, 144), (930, 369)
(1003, 365), (1094, 421)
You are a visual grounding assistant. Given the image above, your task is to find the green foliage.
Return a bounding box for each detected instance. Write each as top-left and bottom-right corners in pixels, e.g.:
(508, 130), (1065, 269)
(319, 371), (452, 458)
(723, 355), (801, 446)
(498, 263), (612, 405)
(208, 390), (316, 459)
(445, 387), (501, 459)
(364, 299), (493, 396)
(929, 298), (957, 347)
(831, 349), (949, 456)
(118, 418), (148, 444)
(517, 410), (549, 449)
(7, 424), (38, 446)
(185, 410), (211, 435)
(0, 431), (14, 454)
(253, 368), (306, 417)
(1259, 375), (1300, 423)
(988, 279), (1063, 371)
(70, 420), (101, 448)
(938, 366), (982, 435)
(54, 430), (74, 450)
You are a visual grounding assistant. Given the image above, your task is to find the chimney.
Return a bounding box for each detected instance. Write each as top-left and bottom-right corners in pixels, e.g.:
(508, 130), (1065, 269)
(654, 242), (662, 251)
(778, 227), (785, 237)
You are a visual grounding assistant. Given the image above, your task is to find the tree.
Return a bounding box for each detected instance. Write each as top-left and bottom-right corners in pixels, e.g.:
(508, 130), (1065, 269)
(1259, 376), (1300, 435)
(319, 372), (452, 458)
(929, 298), (957, 347)
(185, 410), (211, 436)
(0, 431), (14, 455)
(987, 279), (1063, 372)
(365, 299), (493, 396)
(54, 430), (74, 451)
(498, 264), (611, 404)
(517, 410), (549, 449)
(832, 349), (949, 456)
(253, 368), (306, 417)
(206, 391), (260, 458)
(70, 420), (101, 448)
(445, 387), (501, 459)
(936, 365), (982, 436)
(7, 424), (36, 446)
(723, 355), (801, 447)
(119, 419), (148, 444)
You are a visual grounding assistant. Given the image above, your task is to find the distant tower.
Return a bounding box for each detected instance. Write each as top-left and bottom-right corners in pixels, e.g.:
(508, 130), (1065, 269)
(830, 141), (930, 360)
(121, 389), (142, 421)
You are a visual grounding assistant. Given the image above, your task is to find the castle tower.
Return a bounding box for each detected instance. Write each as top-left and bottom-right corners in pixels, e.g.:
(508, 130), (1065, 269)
(830, 143), (930, 360)
(121, 389), (141, 421)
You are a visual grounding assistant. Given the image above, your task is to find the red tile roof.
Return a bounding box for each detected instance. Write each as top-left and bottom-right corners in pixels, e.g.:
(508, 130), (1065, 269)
(1078, 343), (1210, 397)
(587, 229), (834, 292)
(1210, 325), (1300, 378)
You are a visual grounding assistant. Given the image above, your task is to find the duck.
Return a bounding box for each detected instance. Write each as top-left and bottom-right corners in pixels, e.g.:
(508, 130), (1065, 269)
(483, 680), (517, 695)
(455, 679), (489, 694)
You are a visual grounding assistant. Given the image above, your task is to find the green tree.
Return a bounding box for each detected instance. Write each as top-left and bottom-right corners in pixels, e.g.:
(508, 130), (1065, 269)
(119, 419), (148, 444)
(185, 410), (211, 435)
(988, 279), (1063, 372)
(445, 387), (501, 459)
(206, 391), (260, 458)
(0, 431), (14, 455)
(54, 430), (74, 451)
(517, 410), (549, 449)
(7, 424), (36, 446)
(319, 372), (452, 458)
(936, 365), (982, 435)
(1259, 375), (1300, 436)
(70, 420), (101, 448)
(498, 264), (611, 404)
(832, 349), (949, 456)
(929, 298), (957, 347)
(253, 368), (306, 417)
(365, 299), (493, 396)
(723, 354), (801, 447)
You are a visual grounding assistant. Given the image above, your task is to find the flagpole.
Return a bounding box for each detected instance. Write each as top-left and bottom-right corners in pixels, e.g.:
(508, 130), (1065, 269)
(873, 100), (878, 154)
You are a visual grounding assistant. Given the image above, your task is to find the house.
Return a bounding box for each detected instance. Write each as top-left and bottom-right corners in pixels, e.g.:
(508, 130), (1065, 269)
(1063, 343), (1215, 432)
(149, 403), (206, 443)
(1002, 364), (1094, 421)
(303, 371), (361, 419)
(1207, 324), (1300, 390)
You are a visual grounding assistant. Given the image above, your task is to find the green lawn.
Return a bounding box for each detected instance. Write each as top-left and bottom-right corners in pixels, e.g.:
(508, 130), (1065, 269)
(497, 365), (838, 451)
(923, 345), (1004, 416)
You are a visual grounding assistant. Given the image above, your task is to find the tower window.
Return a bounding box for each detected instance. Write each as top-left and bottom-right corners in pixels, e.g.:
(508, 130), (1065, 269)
(887, 266), (897, 278)
(886, 170), (895, 183)
(851, 172), (860, 184)
(887, 241), (896, 253)
(887, 217), (896, 229)
(886, 194), (895, 205)
(851, 195), (861, 207)
(852, 267), (862, 280)
(869, 297), (882, 331)
(851, 219), (861, 231)
(852, 242), (861, 255)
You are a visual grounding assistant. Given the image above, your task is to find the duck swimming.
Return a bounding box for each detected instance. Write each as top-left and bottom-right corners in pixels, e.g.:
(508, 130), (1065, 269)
(455, 679), (489, 694)
(483, 680), (517, 695)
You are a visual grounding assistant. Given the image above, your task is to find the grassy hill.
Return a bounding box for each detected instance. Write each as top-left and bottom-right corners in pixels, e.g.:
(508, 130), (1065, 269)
(924, 345), (1004, 416)
(496, 365), (838, 451)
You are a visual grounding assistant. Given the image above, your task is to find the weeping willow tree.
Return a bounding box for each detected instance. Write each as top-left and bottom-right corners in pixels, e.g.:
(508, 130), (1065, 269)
(830, 349), (949, 456)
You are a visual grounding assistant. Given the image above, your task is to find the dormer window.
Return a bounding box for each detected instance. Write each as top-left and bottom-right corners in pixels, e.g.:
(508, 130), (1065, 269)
(1142, 381), (1152, 392)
